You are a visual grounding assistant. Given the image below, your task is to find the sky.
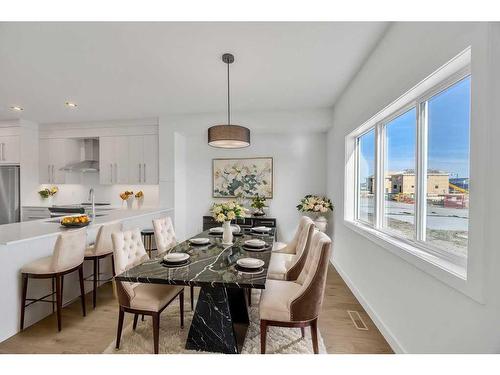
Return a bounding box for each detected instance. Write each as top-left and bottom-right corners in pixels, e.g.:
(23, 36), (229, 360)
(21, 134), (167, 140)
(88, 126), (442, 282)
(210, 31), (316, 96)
(359, 76), (471, 180)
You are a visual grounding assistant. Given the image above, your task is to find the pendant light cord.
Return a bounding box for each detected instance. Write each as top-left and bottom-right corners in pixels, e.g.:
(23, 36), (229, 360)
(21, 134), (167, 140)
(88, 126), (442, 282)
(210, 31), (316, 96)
(227, 61), (231, 125)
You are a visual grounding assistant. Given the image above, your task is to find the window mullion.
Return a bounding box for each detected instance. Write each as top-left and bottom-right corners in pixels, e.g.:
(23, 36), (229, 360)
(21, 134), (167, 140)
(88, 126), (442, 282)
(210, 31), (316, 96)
(416, 100), (428, 241)
(374, 122), (385, 229)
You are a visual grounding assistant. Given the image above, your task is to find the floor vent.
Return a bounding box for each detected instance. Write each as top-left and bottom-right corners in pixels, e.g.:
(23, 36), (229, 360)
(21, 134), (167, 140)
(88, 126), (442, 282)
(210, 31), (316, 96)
(347, 310), (368, 331)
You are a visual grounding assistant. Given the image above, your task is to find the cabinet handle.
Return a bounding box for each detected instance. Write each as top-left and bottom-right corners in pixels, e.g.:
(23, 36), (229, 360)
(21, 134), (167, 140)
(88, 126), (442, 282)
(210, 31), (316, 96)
(51, 165), (55, 183)
(143, 163), (146, 183)
(139, 163), (142, 183)
(48, 165), (51, 183)
(114, 163), (118, 183)
(1, 143), (4, 161)
(110, 163), (113, 183)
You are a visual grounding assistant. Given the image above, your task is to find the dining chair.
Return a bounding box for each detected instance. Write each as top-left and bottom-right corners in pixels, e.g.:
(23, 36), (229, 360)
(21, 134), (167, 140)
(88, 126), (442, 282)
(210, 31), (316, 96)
(272, 216), (311, 253)
(20, 229), (87, 332)
(84, 222), (122, 308)
(267, 216), (315, 281)
(112, 228), (184, 354)
(259, 230), (332, 354)
(152, 216), (195, 311)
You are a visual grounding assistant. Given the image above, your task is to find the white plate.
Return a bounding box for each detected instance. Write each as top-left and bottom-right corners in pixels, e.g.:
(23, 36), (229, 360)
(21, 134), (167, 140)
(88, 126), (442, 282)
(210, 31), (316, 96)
(209, 227), (223, 233)
(231, 225), (240, 233)
(237, 258), (265, 269)
(244, 239), (266, 248)
(163, 253), (190, 263)
(189, 237), (210, 245)
(252, 226), (272, 232)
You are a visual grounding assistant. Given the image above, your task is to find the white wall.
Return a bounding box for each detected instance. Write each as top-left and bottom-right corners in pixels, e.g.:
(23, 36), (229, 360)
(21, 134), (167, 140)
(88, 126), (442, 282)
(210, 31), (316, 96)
(327, 22), (500, 353)
(160, 109), (331, 242)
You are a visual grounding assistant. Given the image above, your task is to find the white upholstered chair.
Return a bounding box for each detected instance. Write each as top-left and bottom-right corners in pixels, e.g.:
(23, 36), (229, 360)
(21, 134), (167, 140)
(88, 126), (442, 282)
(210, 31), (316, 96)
(152, 216), (195, 310)
(20, 229), (87, 332)
(271, 216), (312, 253)
(112, 228), (184, 354)
(267, 216), (315, 281)
(259, 230), (332, 354)
(84, 222), (122, 308)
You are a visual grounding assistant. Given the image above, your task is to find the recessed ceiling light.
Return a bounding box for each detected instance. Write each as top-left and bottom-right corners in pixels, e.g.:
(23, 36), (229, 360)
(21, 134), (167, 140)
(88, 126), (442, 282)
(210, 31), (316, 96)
(65, 101), (77, 108)
(10, 106), (23, 111)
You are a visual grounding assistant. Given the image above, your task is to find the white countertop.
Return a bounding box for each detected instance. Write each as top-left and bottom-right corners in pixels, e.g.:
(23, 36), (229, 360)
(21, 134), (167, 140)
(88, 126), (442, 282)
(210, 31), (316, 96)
(0, 207), (173, 245)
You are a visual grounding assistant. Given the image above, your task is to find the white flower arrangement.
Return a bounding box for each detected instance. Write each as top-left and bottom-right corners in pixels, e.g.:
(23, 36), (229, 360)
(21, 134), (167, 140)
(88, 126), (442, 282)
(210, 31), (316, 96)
(211, 201), (248, 223)
(296, 195), (333, 214)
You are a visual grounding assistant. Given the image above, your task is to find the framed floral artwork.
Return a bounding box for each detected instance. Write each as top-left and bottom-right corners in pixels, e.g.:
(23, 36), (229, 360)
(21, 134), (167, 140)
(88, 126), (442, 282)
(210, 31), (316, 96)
(212, 157), (273, 198)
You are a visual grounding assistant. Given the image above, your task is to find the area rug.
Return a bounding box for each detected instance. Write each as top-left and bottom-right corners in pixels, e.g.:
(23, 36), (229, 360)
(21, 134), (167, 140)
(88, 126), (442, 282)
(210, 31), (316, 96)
(103, 289), (326, 354)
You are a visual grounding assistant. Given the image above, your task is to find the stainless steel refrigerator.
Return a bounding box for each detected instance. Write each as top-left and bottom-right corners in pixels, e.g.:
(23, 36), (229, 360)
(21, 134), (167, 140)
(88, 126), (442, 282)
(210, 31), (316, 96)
(0, 166), (20, 224)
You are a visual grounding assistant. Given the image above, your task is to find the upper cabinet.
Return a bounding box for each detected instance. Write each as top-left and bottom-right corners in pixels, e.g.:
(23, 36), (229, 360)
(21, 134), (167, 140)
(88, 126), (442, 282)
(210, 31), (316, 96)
(0, 135), (20, 164)
(39, 138), (80, 184)
(100, 134), (158, 185)
(127, 135), (159, 184)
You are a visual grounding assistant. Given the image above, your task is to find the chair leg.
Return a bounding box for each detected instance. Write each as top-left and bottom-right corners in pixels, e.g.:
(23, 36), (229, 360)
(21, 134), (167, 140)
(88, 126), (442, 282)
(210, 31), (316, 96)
(310, 318), (319, 354)
(142, 314), (144, 321)
(55, 275), (62, 331)
(51, 277), (55, 313)
(116, 308), (124, 349)
(260, 320), (268, 354)
(133, 314), (139, 330)
(93, 257), (98, 309)
(60, 274), (64, 300)
(78, 265), (86, 317)
(152, 312), (160, 354)
(301, 327), (305, 338)
(20, 274), (28, 330)
(111, 254), (116, 276)
(190, 285), (194, 310)
(179, 290), (184, 328)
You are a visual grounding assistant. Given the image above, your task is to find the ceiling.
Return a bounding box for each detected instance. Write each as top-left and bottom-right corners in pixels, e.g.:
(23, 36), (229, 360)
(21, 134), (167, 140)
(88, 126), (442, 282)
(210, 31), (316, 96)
(0, 22), (388, 124)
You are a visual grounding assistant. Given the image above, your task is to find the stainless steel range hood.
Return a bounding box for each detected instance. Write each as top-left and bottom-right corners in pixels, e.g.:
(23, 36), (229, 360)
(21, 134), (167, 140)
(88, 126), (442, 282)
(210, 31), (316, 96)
(60, 138), (99, 172)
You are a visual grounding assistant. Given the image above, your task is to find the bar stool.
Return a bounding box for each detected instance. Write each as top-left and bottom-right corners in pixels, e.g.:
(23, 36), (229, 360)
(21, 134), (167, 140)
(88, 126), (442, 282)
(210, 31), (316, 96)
(20, 229), (87, 332)
(84, 222), (122, 308)
(141, 229), (156, 257)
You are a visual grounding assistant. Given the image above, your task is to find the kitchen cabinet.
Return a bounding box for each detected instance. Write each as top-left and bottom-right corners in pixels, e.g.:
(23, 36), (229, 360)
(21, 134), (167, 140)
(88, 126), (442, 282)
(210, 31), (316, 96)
(99, 136), (129, 185)
(127, 134), (159, 184)
(39, 138), (80, 184)
(0, 135), (20, 164)
(22, 207), (50, 221)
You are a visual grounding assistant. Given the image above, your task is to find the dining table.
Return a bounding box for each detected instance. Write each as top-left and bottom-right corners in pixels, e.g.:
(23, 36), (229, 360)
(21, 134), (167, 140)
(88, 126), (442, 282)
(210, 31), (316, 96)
(114, 227), (275, 354)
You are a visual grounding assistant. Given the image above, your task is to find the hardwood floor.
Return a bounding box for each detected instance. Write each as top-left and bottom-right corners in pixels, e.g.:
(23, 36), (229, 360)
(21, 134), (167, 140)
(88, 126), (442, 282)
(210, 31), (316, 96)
(0, 264), (393, 354)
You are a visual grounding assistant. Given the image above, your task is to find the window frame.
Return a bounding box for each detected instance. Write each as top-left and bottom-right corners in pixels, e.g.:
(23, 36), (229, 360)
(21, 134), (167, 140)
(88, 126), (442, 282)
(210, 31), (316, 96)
(351, 62), (471, 272)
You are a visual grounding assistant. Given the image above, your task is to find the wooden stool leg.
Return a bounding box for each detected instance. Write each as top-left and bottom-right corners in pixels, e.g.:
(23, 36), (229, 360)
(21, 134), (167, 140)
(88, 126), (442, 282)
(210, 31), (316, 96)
(142, 314), (144, 321)
(51, 277), (55, 313)
(152, 312), (160, 354)
(133, 314), (139, 330)
(260, 320), (268, 354)
(55, 275), (62, 331)
(78, 265), (86, 317)
(190, 285), (194, 310)
(116, 308), (124, 349)
(179, 290), (184, 328)
(311, 318), (319, 354)
(111, 254), (116, 276)
(20, 274), (28, 330)
(301, 327), (305, 338)
(60, 275), (64, 299)
(93, 257), (98, 309)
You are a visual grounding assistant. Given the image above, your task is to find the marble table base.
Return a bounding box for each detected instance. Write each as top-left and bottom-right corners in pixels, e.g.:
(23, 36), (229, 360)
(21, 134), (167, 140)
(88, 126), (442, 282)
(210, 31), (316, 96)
(185, 286), (249, 354)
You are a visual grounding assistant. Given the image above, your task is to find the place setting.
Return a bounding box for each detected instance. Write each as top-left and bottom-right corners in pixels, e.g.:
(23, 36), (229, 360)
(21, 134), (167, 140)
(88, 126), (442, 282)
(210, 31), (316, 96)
(161, 252), (191, 268)
(188, 237), (211, 247)
(241, 238), (272, 252)
(250, 226), (273, 236)
(208, 225), (243, 237)
(234, 257), (265, 274)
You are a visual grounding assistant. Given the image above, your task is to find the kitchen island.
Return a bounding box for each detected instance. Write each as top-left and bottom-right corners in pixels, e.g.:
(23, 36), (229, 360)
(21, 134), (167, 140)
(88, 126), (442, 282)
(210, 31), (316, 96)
(0, 207), (174, 343)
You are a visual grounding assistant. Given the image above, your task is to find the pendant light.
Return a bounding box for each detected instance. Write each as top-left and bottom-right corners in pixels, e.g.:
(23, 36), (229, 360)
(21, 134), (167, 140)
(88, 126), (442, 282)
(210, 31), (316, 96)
(208, 53), (250, 148)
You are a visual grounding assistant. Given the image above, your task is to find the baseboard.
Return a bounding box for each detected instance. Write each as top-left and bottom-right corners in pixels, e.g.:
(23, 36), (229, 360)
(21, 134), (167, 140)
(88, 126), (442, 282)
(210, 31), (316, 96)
(330, 259), (407, 354)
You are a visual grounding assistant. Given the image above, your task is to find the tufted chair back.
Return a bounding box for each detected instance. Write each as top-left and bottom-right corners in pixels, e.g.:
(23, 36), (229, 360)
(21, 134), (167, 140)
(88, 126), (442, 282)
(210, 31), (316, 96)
(285, 217), (315, 280)
(288, 230), (332, 322)
(112, 228), (149, 306)
(90, 222), (123, 256)
(51, 229), (87, 272)
(152, 216), (177, 255)
(280, 216), (312, 254)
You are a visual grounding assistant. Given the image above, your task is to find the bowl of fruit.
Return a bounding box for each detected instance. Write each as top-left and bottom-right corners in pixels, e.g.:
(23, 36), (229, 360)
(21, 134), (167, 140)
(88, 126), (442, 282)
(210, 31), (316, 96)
(60, 215), (90, 228)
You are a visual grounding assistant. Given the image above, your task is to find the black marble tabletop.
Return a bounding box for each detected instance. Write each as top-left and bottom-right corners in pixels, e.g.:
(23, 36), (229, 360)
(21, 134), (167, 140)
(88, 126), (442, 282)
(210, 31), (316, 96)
(114, 230), (275, 289)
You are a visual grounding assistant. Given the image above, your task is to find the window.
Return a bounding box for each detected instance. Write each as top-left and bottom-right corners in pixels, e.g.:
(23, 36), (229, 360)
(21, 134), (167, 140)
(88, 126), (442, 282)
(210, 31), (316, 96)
(350, 51), (471, 271)
(383, 108), (416, 240)
(357, 129), (375, 225)
(425, 76), (470, 258)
